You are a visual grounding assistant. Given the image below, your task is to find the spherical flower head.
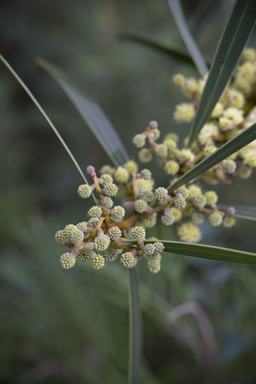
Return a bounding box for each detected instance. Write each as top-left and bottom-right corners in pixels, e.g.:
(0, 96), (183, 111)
(104, 197), (114, 209)
(192, 212), (205, 225)
(155, 144), (168, 158)
(177, 223), (202, 243)
(204, 191), (218, 205)
(139, 148), (153, 163)
(165, 133), (179, 142)
(64, 224), (77, 238)
(144, 243), (156, 256)
(211, 102), (224, 118)
(109, 226), (122, 240)
(229, 90), (245, 109)
(174, 196), (186, 209)
(78, 184), (91, 199)
(174, 103), (195, 123)
(113, 206), (125, 220)
(242, 48), (256, 62)
(124, 160), (138, 174)
(104, 183), (118, 196)
(188, 185), (202, 198)
(104, 248), (118, 262)
(143, 213), (157, 228)
(223, 215), (236, 228)
(148, 261), (161, 274)
(131, 226), (146, 241)
(136, 178), (154, 192)
(150, 128), (160, 140)
(163, 138), (177, 150)
(240, 62), (255, 80)
(161, 214), (174, 226)
(154, 242), (164, 252)
(88, 217), (99, 228)
(88, 206), (102, 219)
(164, 160), (180, 175)
(121, 252), (136, 268)
(222, 107), (244, 126)
(234, 74), (252, 97)
(133, 134), (145, 148)
(100, 165), (112, 175)
(237, 165), (252, 179)
(178, 149), (195, 163)
(101, 174), (113, 185)
(170, 207), (182, 222)
(86, 165), (95, 175)
(198, 123), (219, 146)
(76, 221), (88, 232)
(147, 252), (161, 263)
(91, 255), (105, 269)
(209, 212), (223, 227)
(219, 117), (231, 131)
(55, 230), (68, 244)
(173, 73), (185, 86)
(222, 159), (236, 174)
(134, 199), (148, 213)
(77, 249), (90, 261)
(114, 167), (129, 183)
(94, 235), (110, 251)
(60, 253), (76, 269)
(193, 194), (206, 208)
(175, 187), (189, 199)
(183, 78), (199, 97)
(204, 145), (217, 157)
(154, 187), (168, 201)
(69, 228), (84, 244)
(141, 190), (154, 203)
(141, 168), (152, 180)
(149, 120), (158, 129)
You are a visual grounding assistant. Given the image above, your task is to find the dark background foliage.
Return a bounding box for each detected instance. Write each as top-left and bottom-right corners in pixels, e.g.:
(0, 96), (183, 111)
(1, 0), (256, 383)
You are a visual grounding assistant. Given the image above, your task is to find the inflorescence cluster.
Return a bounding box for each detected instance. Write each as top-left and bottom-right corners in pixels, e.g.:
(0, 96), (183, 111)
(55, 48), (256, 274)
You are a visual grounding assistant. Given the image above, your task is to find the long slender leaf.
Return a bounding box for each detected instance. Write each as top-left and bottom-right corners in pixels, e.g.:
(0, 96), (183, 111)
(36, 58), (129, 168)
(218, 205), (256, 222)
(128, 269), (142, 384)
(143, 240), (256, 265)
(187, 0), (256, 147)
(168, 121), (256, 192)
(168, 0), (208, 77)
(118, 29), (212, 68)
(0, 54), (97, 205)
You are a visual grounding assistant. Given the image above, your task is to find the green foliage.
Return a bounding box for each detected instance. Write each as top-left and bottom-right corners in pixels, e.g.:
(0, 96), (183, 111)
(119, 29), (212, 68)
(168, 0), (208, 76)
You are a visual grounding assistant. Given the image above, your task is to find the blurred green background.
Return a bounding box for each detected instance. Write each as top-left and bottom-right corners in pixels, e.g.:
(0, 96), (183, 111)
(1, 0), (256, 383)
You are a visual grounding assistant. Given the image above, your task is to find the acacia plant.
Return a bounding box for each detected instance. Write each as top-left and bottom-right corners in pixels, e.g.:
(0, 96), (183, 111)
(2, 0), (256, 382)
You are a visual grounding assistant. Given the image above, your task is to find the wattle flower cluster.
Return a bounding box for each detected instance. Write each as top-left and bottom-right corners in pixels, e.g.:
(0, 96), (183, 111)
(172, 47), (256, 184)
(55, 47), (256, 274)
(55, 123), (235, 273)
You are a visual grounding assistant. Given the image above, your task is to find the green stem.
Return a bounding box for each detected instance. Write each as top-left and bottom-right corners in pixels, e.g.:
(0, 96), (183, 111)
(128, 268), (142, 384)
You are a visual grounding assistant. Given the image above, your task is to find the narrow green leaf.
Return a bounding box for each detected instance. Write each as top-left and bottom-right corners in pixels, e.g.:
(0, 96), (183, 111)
(218, 205), (256, 222)
(36, 58), (129, 168)
(187, 0), (256, 147)
(168, 0), (208, 77)
(0, 54), (97, 205)
(144, 240), (256, 265)
(118, 29), (212, 68)
(128, 268), (142, 384)
(168, 121), (256, 192)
